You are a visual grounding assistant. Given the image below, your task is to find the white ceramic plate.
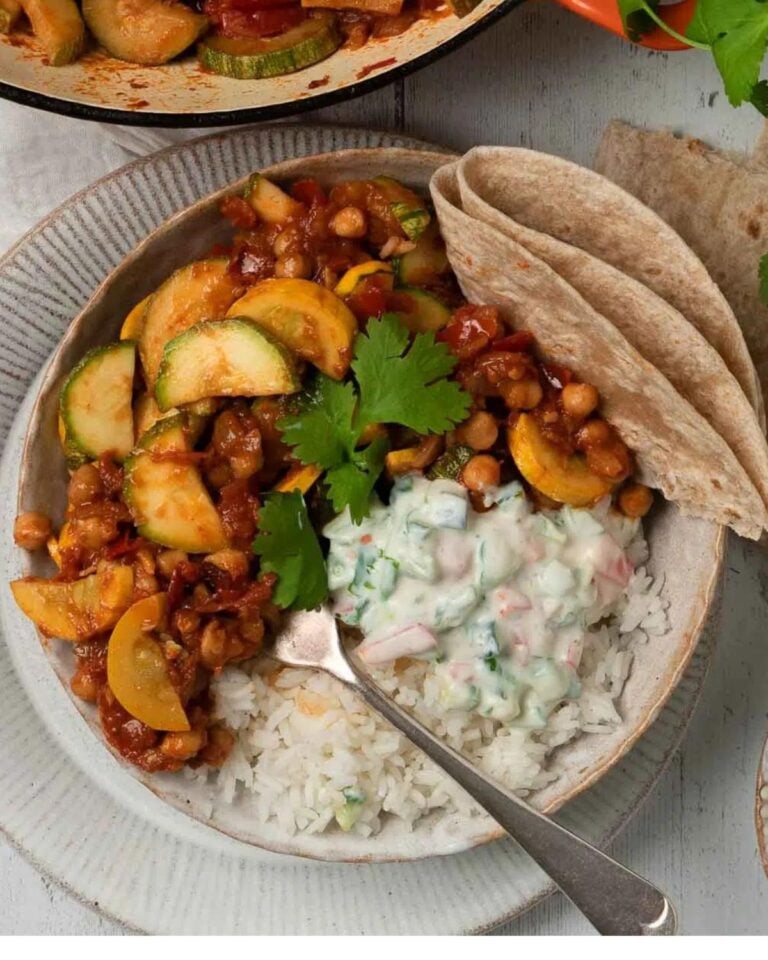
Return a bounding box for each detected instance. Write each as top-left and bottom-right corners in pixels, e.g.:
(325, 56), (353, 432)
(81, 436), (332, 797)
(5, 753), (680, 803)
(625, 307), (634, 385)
(0, 0), (521, 126)
(0, 125), (723, 932)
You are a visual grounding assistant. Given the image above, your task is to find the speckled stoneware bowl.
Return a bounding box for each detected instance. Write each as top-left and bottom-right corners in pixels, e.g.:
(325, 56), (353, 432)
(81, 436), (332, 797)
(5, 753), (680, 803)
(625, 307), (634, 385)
(0, 127), (725, 931)
(0, 0), (521, 126)
(8, 130), (725, 864)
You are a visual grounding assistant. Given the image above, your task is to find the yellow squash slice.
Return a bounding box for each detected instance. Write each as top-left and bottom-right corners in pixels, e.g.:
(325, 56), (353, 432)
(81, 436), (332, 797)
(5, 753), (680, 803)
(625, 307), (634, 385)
(11, 562), (134, 641)
(508, 413), (613, 507)
(226, 278), (357, 380)
(107, 593), (189, 732)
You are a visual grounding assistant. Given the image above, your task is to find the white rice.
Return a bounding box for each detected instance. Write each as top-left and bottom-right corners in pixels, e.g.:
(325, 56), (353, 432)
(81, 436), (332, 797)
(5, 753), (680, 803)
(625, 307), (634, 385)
(186, 533), (668, 838)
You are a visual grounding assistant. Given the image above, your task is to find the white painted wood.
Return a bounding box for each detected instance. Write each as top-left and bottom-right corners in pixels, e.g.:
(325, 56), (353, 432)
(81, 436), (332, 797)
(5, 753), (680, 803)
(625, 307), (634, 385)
(2, 0), (768, 933)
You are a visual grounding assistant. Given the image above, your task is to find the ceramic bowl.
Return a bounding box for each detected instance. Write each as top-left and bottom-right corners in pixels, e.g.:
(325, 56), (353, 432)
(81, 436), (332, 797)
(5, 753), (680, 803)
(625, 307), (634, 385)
(0, 0), (522, 126)
(14, 145), (725, 861)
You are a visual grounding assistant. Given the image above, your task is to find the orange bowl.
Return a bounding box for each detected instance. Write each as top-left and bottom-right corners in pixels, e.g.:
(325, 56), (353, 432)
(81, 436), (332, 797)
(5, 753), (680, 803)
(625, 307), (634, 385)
(556, 0), (695, 50)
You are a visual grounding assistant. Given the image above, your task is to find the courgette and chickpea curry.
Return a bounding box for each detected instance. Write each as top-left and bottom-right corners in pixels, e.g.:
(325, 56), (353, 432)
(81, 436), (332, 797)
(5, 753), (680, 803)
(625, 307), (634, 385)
(11, 171), (654, 774)
(1, 0), (474, 79)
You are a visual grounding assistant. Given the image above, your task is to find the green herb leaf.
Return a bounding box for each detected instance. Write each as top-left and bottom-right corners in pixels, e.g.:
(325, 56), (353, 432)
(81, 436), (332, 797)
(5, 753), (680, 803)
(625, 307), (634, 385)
(617, 0), (660, 42)
(325, 435), (390, 524)
(278, 314), (469, 524)
(279, 376), (357, 470)
(686, 0), (768, 108)
(353, 314), (471, 434)
(252, 491), (327, 610)
(759, 252), (768, 306)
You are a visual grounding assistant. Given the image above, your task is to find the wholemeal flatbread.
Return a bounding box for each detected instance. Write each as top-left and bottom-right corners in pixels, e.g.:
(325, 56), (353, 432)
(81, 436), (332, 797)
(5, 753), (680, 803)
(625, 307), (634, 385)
(595, 121), (768, 417)
(430, 163), (768, 539)
(456, 145), (761, 422)
(453, 153), (768, 511)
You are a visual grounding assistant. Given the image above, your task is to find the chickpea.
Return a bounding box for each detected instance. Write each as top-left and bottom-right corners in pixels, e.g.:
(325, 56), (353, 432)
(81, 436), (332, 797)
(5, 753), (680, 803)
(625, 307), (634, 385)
(68, 463), (104, 507)
(272, 226), (301, 257)
(134, 568), (159, 597)
(199, 725), (235, 768)
(561, 382), (599, 420)
(330, 206), (367, 239)
(618, 483), (654, 519)
(205, 549), (250, 580)
(461, 454), (501, 493)
(238, 614), (265, 647)
(230, 449), (263, 480)
(456, 411), (498, 451)
(200, 619), (227, 671)
(70, 668), (99, 703)
(160, 728), (206, 761)
(13, 511), (52, 550)
(500, 379), (543, 410)
(156, 549), (188, 579)
(74, 514), (117, 550)
(274, 252), (312, 279)
(586, 444), (632, 482)
(576, 418), (612, 449)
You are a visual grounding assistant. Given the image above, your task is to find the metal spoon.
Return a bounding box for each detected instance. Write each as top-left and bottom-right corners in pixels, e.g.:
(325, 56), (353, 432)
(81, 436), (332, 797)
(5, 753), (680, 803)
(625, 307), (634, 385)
(273, 605), (677, 936)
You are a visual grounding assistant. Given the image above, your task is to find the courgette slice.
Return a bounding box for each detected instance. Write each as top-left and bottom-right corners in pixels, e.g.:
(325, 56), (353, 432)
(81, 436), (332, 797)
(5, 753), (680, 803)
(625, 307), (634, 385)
(60, 341), (136, 463)
(134, 392), (173, 441)
(198, 12), (340, 80)
(244, 174), (303, 224)
(428, 444), (473, 481)
(21, 0), (85, 66)
(139, 259), (241, 388)
(0, 0), (22, 34)
(82, 0), (207, 65)
(11, 563), (135, 641)
(124, 413), (228, 553)
(396, 287), (451, 333)
(334, 260), (393, 298)
(392, 222), (449, 286)
(120, 294), (151, 341)
(108, 594), (189, 732)
(372, 176), (431, 241)
(155, 317), (300, 412)
(226, 278), (357, 380)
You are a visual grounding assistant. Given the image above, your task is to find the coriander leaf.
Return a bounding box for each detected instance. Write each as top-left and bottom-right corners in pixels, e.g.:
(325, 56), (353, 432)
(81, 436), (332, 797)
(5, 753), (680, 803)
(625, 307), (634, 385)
(687, 0), (768, 107)
(325, 435), (390, 524)
(759, 253), (768, 306)
(278, 375), (357, 469)
(353, 314), (471, 434)
(751, 79), (768, 115)
(252, 491), (327, 610)
(618, 0), (659, 42)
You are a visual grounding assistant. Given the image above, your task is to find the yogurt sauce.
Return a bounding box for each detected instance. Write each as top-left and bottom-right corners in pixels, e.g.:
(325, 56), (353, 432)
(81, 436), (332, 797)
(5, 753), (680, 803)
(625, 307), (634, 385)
(325, 475), (639, 728)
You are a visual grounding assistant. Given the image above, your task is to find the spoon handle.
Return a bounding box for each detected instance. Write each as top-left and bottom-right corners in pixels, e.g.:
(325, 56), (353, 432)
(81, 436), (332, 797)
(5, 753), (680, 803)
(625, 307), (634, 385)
(344, 653), (676, 936)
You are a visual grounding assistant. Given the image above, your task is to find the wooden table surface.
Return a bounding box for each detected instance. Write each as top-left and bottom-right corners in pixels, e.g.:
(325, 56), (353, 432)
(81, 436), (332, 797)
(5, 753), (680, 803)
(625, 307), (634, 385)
(2, 0), (768, 935)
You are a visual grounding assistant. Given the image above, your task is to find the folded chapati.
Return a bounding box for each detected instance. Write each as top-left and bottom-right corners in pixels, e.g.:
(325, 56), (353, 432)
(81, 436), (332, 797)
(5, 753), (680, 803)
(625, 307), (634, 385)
(453, 148), (768, 512)
(595, 121), (768, 418)
(431, 162), (768, 540)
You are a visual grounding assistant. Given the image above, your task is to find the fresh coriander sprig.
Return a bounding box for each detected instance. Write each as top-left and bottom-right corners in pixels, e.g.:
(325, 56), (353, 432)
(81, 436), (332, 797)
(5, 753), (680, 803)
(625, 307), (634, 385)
(618, 0), (768, 115)
(279, 313), (471, 524)
(252, 491), (328, 611)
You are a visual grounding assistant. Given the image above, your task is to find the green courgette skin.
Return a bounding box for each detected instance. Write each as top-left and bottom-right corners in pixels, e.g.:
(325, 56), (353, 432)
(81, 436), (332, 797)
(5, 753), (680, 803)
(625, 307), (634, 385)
(199, 14), (340, 80)
(155, 317), (300, 411)
(428, 445), (474, 481)
(82, 0), (208, 65)
(123, 413), (228, 553)
(60, 341), (136, 463)
(0, 0), (22, 35)
(21, 0), (85, 66)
